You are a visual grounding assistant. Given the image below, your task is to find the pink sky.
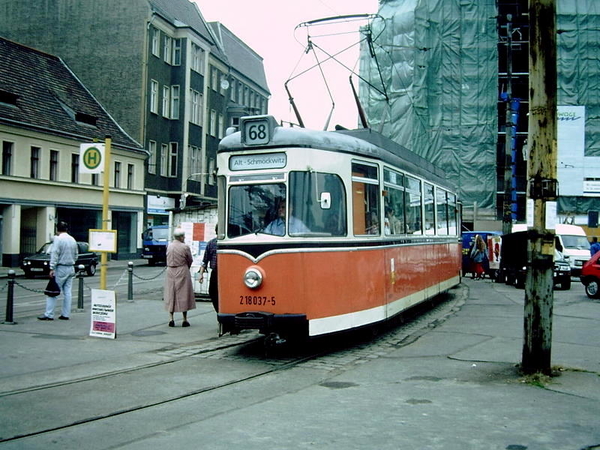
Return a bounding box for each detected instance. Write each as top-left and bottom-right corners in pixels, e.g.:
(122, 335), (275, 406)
(193, 0), (379, 130)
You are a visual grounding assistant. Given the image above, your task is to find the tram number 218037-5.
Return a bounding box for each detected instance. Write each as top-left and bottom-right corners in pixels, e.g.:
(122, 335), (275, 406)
(240, 295), (277, 306)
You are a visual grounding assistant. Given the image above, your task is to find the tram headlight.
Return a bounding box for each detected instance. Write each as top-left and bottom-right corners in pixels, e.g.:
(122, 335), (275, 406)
(244, 266), (264, 289)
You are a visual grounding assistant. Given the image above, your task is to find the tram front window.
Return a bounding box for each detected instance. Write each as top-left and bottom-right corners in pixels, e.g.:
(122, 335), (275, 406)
(227, 171), (347, 238)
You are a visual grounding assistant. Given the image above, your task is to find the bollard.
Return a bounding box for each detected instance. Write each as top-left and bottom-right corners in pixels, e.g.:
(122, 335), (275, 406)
(4, 270), (17, 324)
(127, 261), (134, 301)
(77, 264), (85, 310)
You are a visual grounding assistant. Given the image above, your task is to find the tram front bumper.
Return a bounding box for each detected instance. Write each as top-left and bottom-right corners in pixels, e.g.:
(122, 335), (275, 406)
(217, 311), (307, 335)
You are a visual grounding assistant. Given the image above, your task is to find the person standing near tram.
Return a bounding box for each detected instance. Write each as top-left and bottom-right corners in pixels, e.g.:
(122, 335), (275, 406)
(199, 224), (219, 312)
(164, 228), (196, 327)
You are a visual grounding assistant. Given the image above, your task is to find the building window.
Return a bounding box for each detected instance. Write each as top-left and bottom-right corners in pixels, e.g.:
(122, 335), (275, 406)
(160, 144), (168, 177)
(169, 142), (178, 177)
(163, 35), (172, 64)
(114, 161), (121, 188)
(71, 153), (79, 183)
(2, 141), (13, 175)
(208, 158), (215, 186)
(49, 150), (58, 181)
(152, 28), (160, 57)
(172, 38), (181, 65)
(150, 80), (159, 114)
(127, 164), (134, 190)
(218, 114), (224, 139)
(148, 140), (157, 174)
(30, 146), (40, 179)
(162, 85), (170, 118)
(190, 89), (203, 125)
(191, 43), (205, 74)
(230, 79), (237, 103)
(211, 68), (218, 91)
(190, 145), (202, 175)
(171, 85), (180, 120)
(210, 110), (217, 136)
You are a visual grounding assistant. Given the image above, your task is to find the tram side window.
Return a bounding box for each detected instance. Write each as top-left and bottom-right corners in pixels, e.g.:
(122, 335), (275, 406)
(289, 171), (347, 236)
(384, 168), (405, 235)
(424, 183), (435, 235)
(436, 188), (449, 235)
(227, 183), (286, 237)
(352, 162), (380, 235)
(405, 175), (422, 234)
(448, 193), (457, 235)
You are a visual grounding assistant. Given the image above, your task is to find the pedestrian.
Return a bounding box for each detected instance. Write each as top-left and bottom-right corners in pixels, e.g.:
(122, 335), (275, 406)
(470, 234), (487, 280)
(38, 221), (78, 321)
(199, 224), (219, 312)
(590, 237), (600, 257)
(164, 228), (196, 327)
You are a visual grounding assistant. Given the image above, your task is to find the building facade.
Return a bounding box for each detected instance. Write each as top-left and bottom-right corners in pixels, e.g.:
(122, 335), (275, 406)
(0, 38), (146, 266)
(0, 0), (270, 231)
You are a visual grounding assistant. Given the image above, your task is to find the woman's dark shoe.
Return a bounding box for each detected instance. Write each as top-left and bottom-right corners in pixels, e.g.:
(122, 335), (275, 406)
(168, 320), (175, 327)
(182, 321), (190, 327)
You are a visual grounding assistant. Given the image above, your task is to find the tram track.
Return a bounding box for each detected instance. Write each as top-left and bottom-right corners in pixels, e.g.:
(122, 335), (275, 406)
(0, 286), (465, 445)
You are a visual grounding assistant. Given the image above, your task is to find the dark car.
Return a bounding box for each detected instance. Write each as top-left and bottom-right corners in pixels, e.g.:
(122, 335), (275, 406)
(580, 250), (600, 298)
(497, 231), (572, 290)
(21, 242), (98, 278)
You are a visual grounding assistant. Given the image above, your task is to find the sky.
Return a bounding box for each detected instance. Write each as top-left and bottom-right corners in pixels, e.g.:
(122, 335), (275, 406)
(193, 0), (380, 130)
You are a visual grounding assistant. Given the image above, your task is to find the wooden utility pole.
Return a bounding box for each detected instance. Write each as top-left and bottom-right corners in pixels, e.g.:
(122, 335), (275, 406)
(522, 0), (557, 375)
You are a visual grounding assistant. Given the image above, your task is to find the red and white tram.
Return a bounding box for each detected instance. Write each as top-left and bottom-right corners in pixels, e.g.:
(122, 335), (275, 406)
(216, 115), (461, 342)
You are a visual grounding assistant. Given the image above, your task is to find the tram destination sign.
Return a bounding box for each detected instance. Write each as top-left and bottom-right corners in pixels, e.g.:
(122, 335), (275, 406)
(230, 152), (287, 171)
(240, 115), (278, 146)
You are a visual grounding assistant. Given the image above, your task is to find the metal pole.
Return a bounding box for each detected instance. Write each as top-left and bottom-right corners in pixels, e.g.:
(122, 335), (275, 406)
(4, 270), (16, 324)
(127, 261), (134, 301)
(100, 135), (112, 290)
(502, 14), (514, 235)
(522, 0), (557, 375)
(77, 264), (85, 310)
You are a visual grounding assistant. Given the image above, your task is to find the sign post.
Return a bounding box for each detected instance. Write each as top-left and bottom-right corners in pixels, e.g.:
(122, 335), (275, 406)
(100, 136), (112, 290)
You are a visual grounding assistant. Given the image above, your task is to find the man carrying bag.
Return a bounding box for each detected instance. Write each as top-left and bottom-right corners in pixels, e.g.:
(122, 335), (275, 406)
(38, 221), (78, 321)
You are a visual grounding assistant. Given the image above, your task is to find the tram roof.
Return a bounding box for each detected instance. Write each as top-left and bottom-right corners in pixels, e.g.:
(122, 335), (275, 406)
(219, 122), (453, 191)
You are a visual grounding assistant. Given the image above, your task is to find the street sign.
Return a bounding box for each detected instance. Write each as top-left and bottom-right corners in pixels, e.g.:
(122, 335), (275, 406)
(80, 143), (105, 174)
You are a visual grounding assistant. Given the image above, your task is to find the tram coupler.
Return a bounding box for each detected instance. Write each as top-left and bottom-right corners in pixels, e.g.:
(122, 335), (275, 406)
(264, 332), (287, 348)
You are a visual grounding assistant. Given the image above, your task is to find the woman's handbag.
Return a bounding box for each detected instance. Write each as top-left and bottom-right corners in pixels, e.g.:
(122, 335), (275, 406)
(44, 277), (61, 297)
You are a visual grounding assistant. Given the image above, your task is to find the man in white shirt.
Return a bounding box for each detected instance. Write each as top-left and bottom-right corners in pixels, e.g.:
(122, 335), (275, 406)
(38, 221), (78, 321)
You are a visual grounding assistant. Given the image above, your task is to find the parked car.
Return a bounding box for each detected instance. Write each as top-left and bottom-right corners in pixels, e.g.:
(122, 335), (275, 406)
(580, 250), (600, 298)
(21, 242), (98, 278)
(496, 231), (572, 290)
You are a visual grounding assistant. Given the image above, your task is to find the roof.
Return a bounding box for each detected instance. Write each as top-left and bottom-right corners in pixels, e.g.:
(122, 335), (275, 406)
(209, 22), (270, 94)
(148, 0), (226, 61)
(0, 37), (142, 152)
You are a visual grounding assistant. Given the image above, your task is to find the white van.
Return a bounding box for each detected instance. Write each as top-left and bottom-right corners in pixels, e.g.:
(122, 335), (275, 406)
(512, 223), (590, 275)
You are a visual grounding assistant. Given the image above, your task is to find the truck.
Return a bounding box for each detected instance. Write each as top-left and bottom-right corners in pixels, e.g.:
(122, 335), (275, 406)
(141, 225), (169, 265)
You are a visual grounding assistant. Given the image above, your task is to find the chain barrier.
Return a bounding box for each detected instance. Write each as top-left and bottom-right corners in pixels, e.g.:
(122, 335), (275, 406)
(132, 266), (167, 281)
(3, 265), (166, 322)
(13, 279), (46, 295)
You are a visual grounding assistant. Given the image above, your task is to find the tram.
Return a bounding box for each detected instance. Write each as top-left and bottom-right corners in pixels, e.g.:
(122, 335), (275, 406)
(216, 115), (461, 343)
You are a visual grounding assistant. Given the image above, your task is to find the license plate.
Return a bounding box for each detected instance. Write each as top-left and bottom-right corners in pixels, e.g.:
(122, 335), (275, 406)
(31, 268), (44, 272)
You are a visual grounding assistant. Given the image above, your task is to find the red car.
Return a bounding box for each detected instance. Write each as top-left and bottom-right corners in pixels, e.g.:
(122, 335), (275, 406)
(580, 250), (600, 298)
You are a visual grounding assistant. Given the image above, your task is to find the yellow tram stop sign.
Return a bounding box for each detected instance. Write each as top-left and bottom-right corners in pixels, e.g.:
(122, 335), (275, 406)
(80, 143), (105, 174)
